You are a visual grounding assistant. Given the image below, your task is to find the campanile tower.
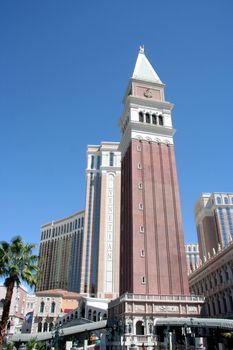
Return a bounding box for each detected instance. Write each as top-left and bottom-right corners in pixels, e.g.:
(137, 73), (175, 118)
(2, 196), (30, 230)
(119, 46), (189, 296)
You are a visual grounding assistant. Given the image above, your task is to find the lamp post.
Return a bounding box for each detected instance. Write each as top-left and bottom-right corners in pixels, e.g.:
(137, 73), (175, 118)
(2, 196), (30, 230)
(51, 322), (64, 350)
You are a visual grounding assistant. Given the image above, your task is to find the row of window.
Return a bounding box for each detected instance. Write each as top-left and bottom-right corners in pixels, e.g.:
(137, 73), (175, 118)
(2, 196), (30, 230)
(192, 265), (233, 295)
(41, 217), (84, 240)
(139, 112), (164, 126)
(90, 152), (115, 169)
(40, 301), (55, 313)
(205, 291), (233, 316)
(216, 196), (233, 205)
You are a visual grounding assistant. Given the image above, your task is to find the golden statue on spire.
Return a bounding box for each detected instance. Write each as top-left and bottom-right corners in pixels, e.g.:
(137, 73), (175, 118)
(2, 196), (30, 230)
(139, 44), (144, 54)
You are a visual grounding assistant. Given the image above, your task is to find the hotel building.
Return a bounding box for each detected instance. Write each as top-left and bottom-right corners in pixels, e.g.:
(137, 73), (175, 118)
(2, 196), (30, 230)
(80, 142), (121, 299)
(189, 241), (233, 318)
(194, 192), (233, 261)
(37, 210), (84, 292)
(185, 243), (199, 274)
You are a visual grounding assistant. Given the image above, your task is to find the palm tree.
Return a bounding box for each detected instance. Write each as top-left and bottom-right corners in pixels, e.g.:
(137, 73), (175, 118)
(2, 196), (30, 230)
(0, 236), (39, 350)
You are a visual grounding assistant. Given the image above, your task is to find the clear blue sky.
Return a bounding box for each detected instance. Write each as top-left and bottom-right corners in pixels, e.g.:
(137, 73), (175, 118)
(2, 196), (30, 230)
(0, 0), (233, 250)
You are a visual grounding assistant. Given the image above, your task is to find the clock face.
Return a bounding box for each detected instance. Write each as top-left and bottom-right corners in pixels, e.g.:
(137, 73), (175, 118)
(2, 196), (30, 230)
(144, 88), (152, 98)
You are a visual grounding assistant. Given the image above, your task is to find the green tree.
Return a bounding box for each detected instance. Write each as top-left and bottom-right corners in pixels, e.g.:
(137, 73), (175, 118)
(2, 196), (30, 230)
(0, 236), (39, 350)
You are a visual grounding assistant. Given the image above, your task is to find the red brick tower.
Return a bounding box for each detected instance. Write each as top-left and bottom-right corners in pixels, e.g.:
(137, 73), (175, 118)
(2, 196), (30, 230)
(119, 46), (189, 296)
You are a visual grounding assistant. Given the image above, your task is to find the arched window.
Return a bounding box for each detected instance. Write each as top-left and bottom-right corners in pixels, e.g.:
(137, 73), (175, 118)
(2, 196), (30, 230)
(139, 112), (144, 123)
(98, 312), (101, 321)
(75, 311), (78, 319)
(88, 309), (92, 320)
(38, 322), (42, 333)
(43, 322), (48, 332)
(218, 299), (221, 314)
(158, 115), (164, 126)
(136, 321), (144, 335)
(103, 313), (107, 320)
(40, 302), (44, 313)
(139, 203), (143, 210)
(51, 302), (55, 313)
(146, 113), (150, 123)
(141, 276), (146, 284)
(140, 225), (144, 233)
(217, 196), (221, 204)
(93, 310), (97, 322)
(75, 220), (77, 229)
(152, 114), (157, 124)
(231, 198), (233, 204)
(224, 197), (229, 204)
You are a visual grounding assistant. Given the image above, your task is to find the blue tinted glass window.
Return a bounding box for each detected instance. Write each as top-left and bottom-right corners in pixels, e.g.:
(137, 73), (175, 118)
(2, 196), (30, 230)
(109, 152), (114, 166)
(224, 197), (229, 204)
(217, 197), (221, 204)
(97, 156), (101, 169)
(219, 208), (228, 246)
(91, 155), (95, 169)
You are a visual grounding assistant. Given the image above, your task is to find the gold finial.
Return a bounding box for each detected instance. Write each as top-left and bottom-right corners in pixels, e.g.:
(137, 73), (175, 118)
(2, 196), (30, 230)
(139, 45), (144, 54)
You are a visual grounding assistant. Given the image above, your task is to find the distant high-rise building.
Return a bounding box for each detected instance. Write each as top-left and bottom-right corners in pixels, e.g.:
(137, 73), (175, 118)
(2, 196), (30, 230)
(194, 192), (233, 260)
(80, 142), (121, 299)
(185, 243), (199, 274)
(38, 210), (84, 292)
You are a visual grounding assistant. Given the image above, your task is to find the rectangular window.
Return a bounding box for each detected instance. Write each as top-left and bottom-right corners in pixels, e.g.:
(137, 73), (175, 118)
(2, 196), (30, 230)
(91, 155), (95, 169)
(141, 249), (145, 257)
(97, 155), (101, 169)
(109, 152), (114, 166)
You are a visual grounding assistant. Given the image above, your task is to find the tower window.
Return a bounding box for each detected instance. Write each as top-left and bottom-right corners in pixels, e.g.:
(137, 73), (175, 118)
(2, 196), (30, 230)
(109, 152), (114, 166)
(138, 182), (143, 189)
(138, 162), (142, 169)
(137, 145), (141, 152)
(139, 112), (144, 123)
(141, 276), (146, 284)
(139, 225), (144, 233)
(141, 249), (145, 257)
(146, 113), (150, 123)
(158, 115), (164, 126)
(139, 203), (143, 210)
(152, 114), (157, 124)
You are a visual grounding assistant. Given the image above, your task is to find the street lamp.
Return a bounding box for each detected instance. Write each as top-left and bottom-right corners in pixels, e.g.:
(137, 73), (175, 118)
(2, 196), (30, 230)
(51, 322), (64, 350)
